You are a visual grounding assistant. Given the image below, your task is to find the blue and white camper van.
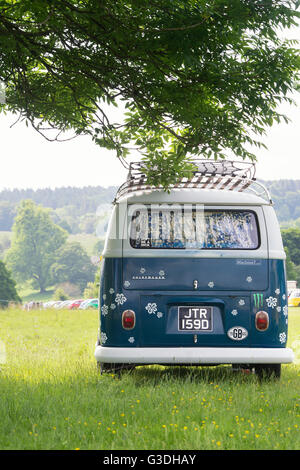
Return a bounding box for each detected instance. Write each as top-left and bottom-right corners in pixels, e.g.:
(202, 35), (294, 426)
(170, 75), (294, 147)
(95, 160), (294, 378)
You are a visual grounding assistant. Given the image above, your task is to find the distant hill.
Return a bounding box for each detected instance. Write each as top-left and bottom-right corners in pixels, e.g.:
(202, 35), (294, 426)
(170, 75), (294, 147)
(0, 185), (117, 211)
(0, 186), (118, 234)
(261, 180), (300, 226)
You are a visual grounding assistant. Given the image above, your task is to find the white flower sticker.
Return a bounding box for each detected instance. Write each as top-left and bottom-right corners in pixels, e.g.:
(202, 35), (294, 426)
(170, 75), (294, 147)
(159, 270), (165, 277)
(279, 332), (287, 344)
(157, 311), (163, 318)
(115, 293), (127, 305)
(102, 294), (107, 300)
(266, 296), (277, 309)
(276, 306), (282, 313)
(283, 305), (288, 317)
(128, 337), (135, 343)
(246, 276), (252, 283)
(140, 267), (146, 274)
(100, 332), (107, 344)
(282, 294), (286, 301)
(238, 299), (245, 306)
(208, 281), (214, 288)
(231, 309), (238, 316)
(275, 288), (280, 295)
(110, 303), (116, 310)
(145, 302), (158, 314)
(109, 288), (115, 294)
(124, 280), (130, 287)
(101, 304), (109, 316)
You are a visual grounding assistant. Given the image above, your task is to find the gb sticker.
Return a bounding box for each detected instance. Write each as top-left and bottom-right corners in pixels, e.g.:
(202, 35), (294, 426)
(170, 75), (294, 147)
(227, 326), (248, 341)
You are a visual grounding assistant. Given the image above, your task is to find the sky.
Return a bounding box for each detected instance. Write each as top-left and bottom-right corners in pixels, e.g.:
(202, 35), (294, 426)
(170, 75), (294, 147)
(1, 27), (300, 191)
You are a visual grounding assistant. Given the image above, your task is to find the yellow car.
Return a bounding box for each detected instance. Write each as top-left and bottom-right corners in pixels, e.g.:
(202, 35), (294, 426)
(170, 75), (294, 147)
(288, 289), (300, 307)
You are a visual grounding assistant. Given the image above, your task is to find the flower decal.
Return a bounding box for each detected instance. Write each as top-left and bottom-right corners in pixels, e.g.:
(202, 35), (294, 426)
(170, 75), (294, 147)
(231, 309), (238, 316)
(101, 304), (109, 316)
(238, 299), (245, 306)
(102, 294), (107, 300)
(110, 303), (116, 310)
(109, 288), (115, 294)
(266, 296), (277, 309)
(276, 306), (282, 313)
(128, 337), (135, 344)
(157, 311), (163, 318)
(159, 270), (165, 277)
(275, 288), (280, 295)
(282, 294), (286, 301)
(279, 332), (287, 344)
(124, 280), (130, 287)
(115, 293), (127, 305)
(140, 267), (146, 274)
(208, 281), (214, 288)
(283, 305), (288, 317)
(246, 276), (252, 283)
(100, 332), (107, 344)
(145, 302), (158, 314)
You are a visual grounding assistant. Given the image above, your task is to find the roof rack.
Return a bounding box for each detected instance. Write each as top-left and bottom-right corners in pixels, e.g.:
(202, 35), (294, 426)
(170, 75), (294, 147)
(114, 159), (272, 203)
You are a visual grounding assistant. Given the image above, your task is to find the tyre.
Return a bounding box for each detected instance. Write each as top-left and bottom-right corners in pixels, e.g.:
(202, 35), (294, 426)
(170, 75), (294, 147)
(254, 364), (281, 380)
(98, 362), (116, 374)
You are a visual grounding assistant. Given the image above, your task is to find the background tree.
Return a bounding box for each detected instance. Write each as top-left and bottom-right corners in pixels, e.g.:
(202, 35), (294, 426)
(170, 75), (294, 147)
(5, 200), (67, 293)
(50, 241), (96, 293)
(0, 260), (20, 307)
(0, 201), (15, 231)
(0, 1), (299, 187)
(53, 287), (69, 301)
(0, 233), (11, 260)
(83, 270), (100, 299)
(284, 247), (297, 281)
(281, 228), (300, 266)
(294, 264), (300, 286)
(55, 281), (81, 299)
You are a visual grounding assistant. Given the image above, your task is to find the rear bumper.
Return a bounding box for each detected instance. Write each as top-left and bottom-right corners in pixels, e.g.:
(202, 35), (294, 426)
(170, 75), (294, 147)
(95, 346), (294, 365)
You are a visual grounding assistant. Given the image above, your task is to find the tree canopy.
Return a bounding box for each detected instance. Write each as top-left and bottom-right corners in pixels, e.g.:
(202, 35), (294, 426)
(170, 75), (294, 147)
(0, 1), (300, 187)
(0, 260), (20, 306)
(281, 228), (300, 265)
(50, 241), (96, 291)
(5, 200), (67, 292)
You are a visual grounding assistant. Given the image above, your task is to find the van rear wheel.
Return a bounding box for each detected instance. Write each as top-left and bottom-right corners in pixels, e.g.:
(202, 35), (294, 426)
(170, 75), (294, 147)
(254, 364), (281, 380)
(98, 362), (118, 374)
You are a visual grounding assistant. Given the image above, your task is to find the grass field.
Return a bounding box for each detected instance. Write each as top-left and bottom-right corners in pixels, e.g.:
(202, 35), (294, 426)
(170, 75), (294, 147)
(0, 307), (299, 450)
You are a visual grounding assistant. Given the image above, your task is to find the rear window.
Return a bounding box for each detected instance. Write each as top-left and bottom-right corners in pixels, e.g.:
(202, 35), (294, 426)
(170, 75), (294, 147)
(129, 206), (259, 250)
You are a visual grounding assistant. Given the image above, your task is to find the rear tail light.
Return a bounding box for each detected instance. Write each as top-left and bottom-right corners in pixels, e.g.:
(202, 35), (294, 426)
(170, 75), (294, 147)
(255, 311), (269, 331)
(122, 310), (135, 330)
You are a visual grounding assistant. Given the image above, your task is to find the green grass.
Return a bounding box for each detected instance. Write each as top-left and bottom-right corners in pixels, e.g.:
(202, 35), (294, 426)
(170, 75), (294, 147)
(0, 307), (299, 450)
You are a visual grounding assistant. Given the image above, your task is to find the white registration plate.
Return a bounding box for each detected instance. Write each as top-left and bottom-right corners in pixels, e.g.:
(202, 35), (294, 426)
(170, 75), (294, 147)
(178, 306), (213, 331)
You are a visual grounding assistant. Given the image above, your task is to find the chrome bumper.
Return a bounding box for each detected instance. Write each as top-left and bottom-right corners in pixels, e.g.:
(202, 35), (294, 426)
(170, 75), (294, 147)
(95, 346), (294, 364)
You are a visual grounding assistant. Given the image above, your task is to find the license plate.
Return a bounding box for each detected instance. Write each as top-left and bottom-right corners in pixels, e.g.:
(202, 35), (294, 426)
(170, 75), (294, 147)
(178, 306), (213, 331)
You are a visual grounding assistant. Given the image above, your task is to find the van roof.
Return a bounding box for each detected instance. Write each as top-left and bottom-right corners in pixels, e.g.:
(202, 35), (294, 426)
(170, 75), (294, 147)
(116, 187), (270, 206)
(114, 160), (271, 205)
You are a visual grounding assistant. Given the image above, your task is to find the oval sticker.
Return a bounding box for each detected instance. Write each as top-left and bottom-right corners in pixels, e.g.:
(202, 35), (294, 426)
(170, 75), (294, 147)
(227, 326), (248, 341)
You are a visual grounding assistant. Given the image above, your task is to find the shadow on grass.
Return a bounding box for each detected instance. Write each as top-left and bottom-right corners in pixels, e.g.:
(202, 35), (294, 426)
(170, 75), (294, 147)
(116, 364), (258, 386)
